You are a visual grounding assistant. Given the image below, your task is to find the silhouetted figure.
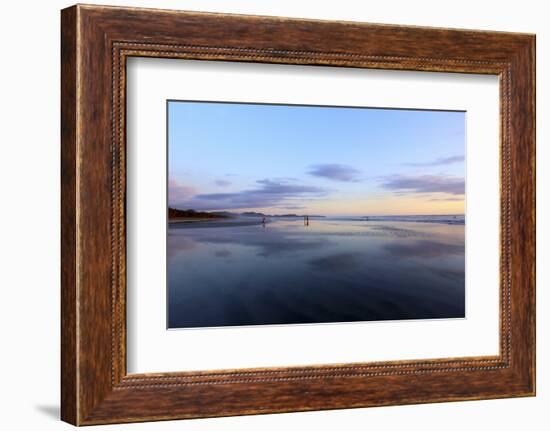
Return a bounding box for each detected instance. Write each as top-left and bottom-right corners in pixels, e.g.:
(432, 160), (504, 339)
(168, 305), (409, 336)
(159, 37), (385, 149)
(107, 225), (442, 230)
(306, 215), (309, 226)
(261, 217), (266, 227)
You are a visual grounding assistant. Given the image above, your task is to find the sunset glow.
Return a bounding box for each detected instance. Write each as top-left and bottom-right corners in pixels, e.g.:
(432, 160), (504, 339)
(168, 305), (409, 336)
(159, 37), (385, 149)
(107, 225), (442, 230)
(168, 101), (465, 216)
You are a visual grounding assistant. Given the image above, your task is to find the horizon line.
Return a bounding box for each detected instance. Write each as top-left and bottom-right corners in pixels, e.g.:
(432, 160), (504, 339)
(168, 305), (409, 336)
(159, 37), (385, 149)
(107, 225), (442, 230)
(168, 207), (465, 217)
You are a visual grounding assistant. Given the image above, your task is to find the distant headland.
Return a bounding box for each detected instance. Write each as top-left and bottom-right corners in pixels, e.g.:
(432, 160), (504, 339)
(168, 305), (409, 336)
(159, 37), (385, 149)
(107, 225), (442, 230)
(168, 207), (325, 221)
(168, 208), (229, 221)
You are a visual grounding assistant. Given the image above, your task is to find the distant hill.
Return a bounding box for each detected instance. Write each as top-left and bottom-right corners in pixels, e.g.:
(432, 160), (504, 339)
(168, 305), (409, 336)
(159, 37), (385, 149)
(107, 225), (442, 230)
(169, 208), (326, 219)
(271, 214), (326, 218)
(210, 211), (235, 218)
(241, 211), (267, 217)
(241, 211), (326, 218)
(168, 208), (229, 219)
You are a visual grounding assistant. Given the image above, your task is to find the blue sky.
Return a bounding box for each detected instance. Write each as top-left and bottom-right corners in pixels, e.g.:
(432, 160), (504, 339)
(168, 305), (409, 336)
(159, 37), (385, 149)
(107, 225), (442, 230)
(168, 101), (465, 216)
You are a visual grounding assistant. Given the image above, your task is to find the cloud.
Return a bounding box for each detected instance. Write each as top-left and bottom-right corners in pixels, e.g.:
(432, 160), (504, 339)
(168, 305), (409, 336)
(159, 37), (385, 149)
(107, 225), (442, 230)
(174, 178), (329, 211)
(308, 164), (361, 182)
(281, 205), (305, 210)
(379, 174), (464, 195)
(404, 155), (464, 167)
(215, 179), (231, 187)
(168, 179), (196, 203)
(429, 197), (464, 202)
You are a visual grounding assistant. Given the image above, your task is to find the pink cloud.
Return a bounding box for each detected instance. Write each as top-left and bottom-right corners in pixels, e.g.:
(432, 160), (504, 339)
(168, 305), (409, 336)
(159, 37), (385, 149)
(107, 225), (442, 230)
(168, 179), (196, 206)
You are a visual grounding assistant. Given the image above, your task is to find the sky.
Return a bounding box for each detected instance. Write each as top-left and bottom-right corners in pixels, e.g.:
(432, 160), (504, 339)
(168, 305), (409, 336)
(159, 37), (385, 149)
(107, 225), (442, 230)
(168, 101), (465, 216)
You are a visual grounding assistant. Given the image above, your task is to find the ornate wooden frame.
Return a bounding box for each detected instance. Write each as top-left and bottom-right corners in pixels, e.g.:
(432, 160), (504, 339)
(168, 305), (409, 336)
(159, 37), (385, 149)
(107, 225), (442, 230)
(61, 4), (535, 425)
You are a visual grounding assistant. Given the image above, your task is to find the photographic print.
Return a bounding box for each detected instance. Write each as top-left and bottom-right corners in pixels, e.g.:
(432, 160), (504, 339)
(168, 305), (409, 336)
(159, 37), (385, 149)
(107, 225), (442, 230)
(167, 101), (465, 329)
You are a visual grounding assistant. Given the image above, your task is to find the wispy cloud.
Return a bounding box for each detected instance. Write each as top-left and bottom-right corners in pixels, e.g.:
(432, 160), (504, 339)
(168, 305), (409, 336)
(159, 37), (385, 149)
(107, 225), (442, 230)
(379, 174), (464, 195)
(429, 197), (464, 202)
(215, 179), (231, 187)
(281, 205), (306, 210)
(308, 164), (361, 182)
(172, 178), (329, 211)
(404, 155), (464, 167)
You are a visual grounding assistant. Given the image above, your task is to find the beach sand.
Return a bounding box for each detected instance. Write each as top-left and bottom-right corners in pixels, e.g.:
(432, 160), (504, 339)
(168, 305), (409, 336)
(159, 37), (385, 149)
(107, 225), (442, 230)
(169, 217), (265, 229)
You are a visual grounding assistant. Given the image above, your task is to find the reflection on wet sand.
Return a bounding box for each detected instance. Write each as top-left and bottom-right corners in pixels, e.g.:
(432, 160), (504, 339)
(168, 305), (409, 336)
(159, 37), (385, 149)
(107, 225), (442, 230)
(309, 253), (363, 272)
(384, 240), (464, 258)
(168, 217), (465, 328)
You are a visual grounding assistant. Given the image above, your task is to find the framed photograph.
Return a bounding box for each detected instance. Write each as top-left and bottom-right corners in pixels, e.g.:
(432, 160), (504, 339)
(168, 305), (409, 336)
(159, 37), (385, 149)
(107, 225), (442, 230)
(61, 4), (535, 425)
(165, 101), (467, 330)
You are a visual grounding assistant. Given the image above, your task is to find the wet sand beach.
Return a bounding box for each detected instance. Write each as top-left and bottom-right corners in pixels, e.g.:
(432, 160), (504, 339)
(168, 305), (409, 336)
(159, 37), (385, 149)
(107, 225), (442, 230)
(168, 216), (465, 329)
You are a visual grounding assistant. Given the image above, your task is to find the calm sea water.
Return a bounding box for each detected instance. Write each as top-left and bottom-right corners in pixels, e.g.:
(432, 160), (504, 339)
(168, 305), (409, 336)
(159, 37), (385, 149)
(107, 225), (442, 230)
(167, 216), (465, 329)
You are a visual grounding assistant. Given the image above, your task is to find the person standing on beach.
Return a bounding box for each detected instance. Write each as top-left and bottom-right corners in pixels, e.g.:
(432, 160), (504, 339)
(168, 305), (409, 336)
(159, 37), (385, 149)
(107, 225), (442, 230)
(261, 216), (266, 227)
